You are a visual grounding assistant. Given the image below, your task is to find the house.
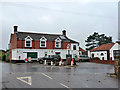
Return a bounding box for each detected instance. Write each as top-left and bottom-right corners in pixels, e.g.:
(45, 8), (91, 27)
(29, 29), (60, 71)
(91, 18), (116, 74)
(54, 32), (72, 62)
(88, 41), (120, 61)
(9, 26), (79, 61)
(79, 47), (87, 55)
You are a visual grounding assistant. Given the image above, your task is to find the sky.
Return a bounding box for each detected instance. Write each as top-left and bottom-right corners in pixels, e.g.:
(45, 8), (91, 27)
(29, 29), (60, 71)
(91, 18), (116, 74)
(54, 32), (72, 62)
(0, 0), (118, 50)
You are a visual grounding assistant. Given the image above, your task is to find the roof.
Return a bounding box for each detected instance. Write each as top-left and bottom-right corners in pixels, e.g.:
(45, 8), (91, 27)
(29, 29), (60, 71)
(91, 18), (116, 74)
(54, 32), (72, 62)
(90, 43), (115, 52)
(15, 31), (79, 43)
(79, 47), (86, 52)
(116, 41), (120, 45)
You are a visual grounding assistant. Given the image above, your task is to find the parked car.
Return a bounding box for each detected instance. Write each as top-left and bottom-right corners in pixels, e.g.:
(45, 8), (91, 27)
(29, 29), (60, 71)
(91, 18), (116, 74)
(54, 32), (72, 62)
(38, 55), (61, 64)
(79, 55), (89, 62)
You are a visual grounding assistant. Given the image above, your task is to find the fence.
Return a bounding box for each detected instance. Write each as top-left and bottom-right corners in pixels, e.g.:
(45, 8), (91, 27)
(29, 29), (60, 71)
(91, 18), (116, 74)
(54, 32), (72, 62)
(89, 57), (115, 64)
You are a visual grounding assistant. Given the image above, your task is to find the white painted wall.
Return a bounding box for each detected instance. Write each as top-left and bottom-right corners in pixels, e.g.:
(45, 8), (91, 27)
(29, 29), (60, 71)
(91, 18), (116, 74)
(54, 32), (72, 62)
(12, 49), (79, 60)
(71, 43), (79, 50)
(90, 51), (108, 60)
(110, 43), (120, 60)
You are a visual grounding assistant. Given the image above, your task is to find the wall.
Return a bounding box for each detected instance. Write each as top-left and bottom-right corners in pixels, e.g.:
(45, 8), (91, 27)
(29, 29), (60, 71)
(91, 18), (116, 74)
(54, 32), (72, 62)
(11, 49), (79, 60)
(89, 51), (108, 60)
(110, 43), (120, 60)
(17, 40), (71, 49)
(9, 33), (17, 61)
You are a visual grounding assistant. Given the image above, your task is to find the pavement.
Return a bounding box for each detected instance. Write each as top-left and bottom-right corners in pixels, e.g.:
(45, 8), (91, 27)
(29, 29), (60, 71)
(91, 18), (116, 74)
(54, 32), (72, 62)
(1, 61), (119, 89)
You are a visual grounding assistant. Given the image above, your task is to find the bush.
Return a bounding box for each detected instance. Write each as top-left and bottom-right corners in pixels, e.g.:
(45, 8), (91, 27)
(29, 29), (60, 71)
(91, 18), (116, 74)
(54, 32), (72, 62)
(0, 52), (6, 61)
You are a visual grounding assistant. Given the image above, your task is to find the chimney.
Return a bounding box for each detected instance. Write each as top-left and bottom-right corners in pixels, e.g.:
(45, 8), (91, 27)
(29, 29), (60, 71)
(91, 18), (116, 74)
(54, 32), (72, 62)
(62, 30), (66, 36)
(14, 26), (18, 33)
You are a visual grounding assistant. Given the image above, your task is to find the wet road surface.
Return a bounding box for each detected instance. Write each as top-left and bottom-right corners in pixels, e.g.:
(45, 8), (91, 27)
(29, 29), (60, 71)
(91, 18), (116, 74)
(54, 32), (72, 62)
(1, 62), (118, 89)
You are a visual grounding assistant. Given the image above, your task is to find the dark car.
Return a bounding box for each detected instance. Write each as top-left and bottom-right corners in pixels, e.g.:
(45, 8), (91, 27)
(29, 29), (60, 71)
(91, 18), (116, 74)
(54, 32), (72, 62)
(38, 55), (61, 64)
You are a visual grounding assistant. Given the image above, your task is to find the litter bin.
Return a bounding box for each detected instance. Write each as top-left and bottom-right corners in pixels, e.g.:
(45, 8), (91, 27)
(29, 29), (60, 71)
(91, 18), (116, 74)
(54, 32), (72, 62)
(66, 57), (71, 65)
(65, 54), (72, 65)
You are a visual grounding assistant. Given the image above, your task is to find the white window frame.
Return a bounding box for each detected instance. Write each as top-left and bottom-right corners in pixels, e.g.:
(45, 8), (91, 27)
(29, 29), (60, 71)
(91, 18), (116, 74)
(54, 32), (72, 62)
(40, 36), (47, 47)
(55, 37), (61, 48)
(25, 35), (33, 47)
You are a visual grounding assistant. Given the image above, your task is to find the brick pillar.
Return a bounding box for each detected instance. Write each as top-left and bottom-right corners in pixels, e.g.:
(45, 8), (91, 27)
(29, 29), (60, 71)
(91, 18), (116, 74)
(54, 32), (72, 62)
(114, 58), (118, 75)
(114, 57), (120, 79)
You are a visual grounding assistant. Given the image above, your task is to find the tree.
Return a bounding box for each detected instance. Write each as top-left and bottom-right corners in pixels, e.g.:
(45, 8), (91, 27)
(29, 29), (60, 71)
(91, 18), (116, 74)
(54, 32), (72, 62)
(85, 32), (112, 50)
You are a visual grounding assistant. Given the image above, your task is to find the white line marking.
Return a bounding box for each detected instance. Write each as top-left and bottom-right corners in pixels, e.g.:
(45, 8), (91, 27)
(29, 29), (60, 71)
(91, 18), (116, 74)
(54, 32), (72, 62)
(41, 73), (53, 80)
(17, 76), (32, 85)
(60, 83), (70, 89)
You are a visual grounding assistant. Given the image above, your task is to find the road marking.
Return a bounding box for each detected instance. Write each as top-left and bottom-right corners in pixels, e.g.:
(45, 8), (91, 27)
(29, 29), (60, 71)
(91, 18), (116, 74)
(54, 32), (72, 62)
(17, 76), (32, 85)
(41, 73), (53, 80)
(60, 83), (70, 89)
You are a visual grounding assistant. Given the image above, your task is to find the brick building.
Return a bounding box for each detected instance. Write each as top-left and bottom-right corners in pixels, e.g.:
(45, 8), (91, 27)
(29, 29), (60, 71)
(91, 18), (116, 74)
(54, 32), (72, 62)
(9, 26), (79, 61)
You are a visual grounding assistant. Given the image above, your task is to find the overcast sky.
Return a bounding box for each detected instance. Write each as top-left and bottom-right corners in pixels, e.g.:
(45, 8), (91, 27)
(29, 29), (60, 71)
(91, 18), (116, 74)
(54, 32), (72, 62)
(0, 0), (118, 50)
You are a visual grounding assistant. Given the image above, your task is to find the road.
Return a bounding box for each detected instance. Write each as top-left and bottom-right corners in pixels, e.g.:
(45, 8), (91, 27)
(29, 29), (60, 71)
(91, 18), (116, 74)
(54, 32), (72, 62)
(1, 61), (118, 89)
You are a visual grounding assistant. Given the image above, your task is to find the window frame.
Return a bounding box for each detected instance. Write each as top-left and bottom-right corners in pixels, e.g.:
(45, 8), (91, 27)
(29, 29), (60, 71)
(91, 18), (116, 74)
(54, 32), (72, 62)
(55, 37), (61, 48)
(40, 36), (47, 48)
(25, 36), (33, 47)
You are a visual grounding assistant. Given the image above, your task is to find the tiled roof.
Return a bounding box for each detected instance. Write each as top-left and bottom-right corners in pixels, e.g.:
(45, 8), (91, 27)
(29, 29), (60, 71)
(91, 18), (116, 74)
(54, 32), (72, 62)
(79, 47), (86, 52)
(90, 43), (115, 51)
(15, 31), (79, 43)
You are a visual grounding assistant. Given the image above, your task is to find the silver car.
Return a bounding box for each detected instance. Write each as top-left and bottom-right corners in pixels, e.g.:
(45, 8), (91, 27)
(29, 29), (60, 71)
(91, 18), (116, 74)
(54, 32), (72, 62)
(79, 55), (89, 62)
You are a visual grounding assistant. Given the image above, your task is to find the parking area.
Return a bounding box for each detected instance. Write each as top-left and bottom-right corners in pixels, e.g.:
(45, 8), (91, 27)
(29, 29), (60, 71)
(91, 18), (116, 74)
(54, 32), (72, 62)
(1, 62), (118, 89)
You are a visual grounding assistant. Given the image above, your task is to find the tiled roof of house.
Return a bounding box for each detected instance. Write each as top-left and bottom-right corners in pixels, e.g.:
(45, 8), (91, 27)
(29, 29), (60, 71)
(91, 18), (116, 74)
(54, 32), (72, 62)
(15, 31), (79, 43)
(79, 47), (86, 52)
(90, 43), (115, 52)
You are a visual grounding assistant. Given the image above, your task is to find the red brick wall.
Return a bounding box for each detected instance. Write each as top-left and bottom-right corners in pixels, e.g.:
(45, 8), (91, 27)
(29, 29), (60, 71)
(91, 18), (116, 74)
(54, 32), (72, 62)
(17, 40), (70, 49)
(9, 33), (17, 61)
(46, 41), (54, 49)
(62, 42), (70, 49)
(89, 58), (115, 64)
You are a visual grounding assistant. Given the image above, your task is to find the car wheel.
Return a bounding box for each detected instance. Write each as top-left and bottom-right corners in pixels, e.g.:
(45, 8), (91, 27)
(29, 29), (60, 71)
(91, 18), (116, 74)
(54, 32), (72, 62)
(39, 60), (43, 64)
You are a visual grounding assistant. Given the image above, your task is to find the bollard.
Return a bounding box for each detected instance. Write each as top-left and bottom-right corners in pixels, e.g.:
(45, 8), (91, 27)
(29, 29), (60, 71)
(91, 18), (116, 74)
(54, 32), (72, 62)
(51, 61), (53, 66)
(59, 61), (61, 66)
(44, 60), (47, 65)
(61, 59), (63, 65)
(71, 61), (73, 66)
(71, 59), (74, 66)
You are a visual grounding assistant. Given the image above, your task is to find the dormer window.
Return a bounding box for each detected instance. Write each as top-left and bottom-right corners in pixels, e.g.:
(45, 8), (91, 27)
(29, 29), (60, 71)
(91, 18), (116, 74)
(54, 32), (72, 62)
(55, 37), (61, 48)
(40, 36), (47, 47)
(25, 36), (33, 47)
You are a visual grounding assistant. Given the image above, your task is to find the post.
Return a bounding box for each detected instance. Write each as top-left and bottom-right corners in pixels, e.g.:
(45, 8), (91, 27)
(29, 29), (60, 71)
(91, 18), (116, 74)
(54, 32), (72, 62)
(102, 57), (104, 64)
(71, 59), (74, 66)
(61, 59), (63, 65)
(44, 60), (47, 65)
(59, 61), (61, 66)
(110, 57), (112, 64)
(51, 61), (53, 66)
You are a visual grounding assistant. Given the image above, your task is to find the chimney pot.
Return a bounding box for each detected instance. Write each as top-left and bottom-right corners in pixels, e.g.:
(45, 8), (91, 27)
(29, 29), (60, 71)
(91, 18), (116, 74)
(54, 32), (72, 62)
(14, 26), (18, 33)
(62, 30), (66, 36)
